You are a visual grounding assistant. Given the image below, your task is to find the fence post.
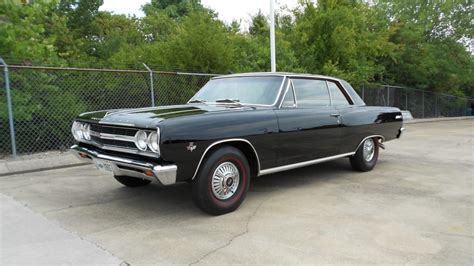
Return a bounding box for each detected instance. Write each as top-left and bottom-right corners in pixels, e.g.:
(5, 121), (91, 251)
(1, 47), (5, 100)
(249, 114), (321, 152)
(422, 91), (425, 118)
(0, 58), (17, 157)
(405, 89), (408, 111)
(361, 84), (365, 101)
(143, 63), (155, 107)
(387, 86), (390, 106)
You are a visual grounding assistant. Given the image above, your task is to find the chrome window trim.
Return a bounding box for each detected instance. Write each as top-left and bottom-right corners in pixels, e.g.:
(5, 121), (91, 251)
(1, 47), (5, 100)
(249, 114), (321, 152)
(188, 75), (287, 107)
(326, 80), (352, 107)
(325, 80), (333, 106)
(191, 138), (261, 180)
(279, 79), (297, 109)
(285, 77), (333, 108)
(288, 76), (355, 105)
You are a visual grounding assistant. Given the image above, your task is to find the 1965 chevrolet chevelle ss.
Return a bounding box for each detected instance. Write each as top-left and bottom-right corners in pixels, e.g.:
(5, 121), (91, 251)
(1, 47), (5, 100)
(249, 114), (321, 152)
(71, 73), (404, 215)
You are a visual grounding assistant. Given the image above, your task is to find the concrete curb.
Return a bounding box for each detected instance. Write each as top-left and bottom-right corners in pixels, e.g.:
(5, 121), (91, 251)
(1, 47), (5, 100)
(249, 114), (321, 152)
(404, 116), (474, 124)
(0, 152), (87, 177)
(0, 116), (472, 176)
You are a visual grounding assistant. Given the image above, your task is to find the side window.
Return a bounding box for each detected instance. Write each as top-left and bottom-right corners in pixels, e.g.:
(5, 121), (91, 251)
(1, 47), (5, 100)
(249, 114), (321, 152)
(292, 79), (330, 107)
(281, 83), (296, 108)
(327, 81), (350, 106)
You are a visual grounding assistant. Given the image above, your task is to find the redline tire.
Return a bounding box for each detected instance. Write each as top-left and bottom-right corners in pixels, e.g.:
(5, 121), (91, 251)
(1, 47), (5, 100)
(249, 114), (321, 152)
(350, 137), (380, 172)
(114, 175), (151, 187)
(192, 146), (250, 215)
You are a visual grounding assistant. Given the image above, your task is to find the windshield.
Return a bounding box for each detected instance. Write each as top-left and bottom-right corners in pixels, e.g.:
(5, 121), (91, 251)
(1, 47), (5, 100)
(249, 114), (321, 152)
(190, 76), (284, 105)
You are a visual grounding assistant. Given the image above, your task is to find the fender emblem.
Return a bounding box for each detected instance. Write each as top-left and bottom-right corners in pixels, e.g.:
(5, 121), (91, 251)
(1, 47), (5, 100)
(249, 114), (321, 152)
(186, 142), (197, 152)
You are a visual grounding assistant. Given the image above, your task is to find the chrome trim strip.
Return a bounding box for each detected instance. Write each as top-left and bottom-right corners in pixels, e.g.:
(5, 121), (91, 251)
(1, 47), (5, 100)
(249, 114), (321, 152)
(325, 80), (333, 106)
(397, 127), (405, 138)
(259, 152), (355, 176)
(97, 132), (135, 142)
(98, 121), (135, 127)
(71, 145), (177, 185)
(278, 79), (297, 109)
(257, 134), (386, 176)
(354, 135), (385, 152)
(334, 80), (355, 105)
(191, 138), (261, 180)
(83, 127), (160, 157)
(81, 140), (158, 158)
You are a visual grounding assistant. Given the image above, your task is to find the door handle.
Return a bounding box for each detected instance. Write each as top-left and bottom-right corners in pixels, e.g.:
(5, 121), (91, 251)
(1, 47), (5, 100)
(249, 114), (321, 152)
(329, 114), (341, 118)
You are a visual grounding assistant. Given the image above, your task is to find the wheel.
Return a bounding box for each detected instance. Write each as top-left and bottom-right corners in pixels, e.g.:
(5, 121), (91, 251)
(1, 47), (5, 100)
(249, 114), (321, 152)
(350, 137), (379, 172)
(114, 175), (151, 187)
(192, 146), (250, 215)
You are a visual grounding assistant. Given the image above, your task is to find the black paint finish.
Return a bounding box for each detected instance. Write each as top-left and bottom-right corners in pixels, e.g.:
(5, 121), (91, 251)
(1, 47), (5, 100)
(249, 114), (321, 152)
(74, 74), (403, 182)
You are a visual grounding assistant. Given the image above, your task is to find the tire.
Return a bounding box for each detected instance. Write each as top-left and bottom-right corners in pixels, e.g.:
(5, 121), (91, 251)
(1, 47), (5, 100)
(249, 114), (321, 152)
(192, 146), (250, 215)
(350, 137), (380, 172)
(114, 175), (151, 187)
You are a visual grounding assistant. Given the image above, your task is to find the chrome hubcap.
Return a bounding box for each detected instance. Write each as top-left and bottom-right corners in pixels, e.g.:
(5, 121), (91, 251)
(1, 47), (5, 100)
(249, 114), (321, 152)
(211, 162), (240, 200)
(363, 138), (375, 162)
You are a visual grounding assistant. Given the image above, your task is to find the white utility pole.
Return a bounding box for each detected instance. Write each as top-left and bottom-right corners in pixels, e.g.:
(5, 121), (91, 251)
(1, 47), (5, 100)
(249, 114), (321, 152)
(270, 0), (277, 72)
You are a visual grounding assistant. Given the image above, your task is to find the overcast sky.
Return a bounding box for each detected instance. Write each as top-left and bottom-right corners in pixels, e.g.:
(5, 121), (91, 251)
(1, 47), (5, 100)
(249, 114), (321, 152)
(100, 0), (301, 24)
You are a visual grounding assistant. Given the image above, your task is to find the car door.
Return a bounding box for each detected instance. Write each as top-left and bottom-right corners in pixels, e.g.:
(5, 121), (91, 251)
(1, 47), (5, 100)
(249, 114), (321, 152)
(325, 80), (359, 154)
(275, 78), (342, 166)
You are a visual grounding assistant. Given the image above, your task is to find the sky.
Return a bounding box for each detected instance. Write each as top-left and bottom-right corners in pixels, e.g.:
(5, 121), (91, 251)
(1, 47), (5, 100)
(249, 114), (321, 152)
(100, 0), (301, 24)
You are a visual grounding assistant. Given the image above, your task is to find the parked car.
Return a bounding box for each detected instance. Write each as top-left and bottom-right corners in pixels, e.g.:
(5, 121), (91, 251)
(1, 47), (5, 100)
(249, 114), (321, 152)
(71, 73), (404, 215)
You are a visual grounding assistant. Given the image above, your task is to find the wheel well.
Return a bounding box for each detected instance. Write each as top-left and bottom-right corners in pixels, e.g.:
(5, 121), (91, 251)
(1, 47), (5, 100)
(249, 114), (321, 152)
(201, 141), (260, 178)
(355, 135), (385, 152)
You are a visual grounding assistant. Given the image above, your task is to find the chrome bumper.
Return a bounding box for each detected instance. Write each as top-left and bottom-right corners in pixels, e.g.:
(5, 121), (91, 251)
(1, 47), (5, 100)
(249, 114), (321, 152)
(397, 127), (405, 138)
(70, 145), (177, 185)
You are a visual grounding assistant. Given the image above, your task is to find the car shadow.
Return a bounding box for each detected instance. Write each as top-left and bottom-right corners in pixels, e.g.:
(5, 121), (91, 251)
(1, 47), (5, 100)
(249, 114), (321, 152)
(107, 158), (358, 218)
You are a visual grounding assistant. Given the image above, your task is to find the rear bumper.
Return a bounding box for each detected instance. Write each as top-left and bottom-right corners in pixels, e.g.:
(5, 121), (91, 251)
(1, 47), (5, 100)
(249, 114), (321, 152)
(70, 145), (177, 185)
(397, 127), (405, 138)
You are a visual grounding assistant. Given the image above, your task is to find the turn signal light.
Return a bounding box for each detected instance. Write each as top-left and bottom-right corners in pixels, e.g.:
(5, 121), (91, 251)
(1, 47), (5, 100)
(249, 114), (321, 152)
(144, 170), (154, 177)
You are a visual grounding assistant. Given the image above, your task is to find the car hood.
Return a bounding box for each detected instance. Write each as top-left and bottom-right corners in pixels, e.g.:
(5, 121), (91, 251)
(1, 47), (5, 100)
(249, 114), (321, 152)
(77, 104), (263, 129)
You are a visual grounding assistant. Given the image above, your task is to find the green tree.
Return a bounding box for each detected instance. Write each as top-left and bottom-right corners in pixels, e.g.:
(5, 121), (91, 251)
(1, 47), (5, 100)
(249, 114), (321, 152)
(290, 0), (397, 85)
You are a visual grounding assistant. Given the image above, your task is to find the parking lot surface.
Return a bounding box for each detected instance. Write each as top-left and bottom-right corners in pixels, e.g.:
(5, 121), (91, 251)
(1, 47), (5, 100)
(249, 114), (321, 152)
(1, 120), (473, 265)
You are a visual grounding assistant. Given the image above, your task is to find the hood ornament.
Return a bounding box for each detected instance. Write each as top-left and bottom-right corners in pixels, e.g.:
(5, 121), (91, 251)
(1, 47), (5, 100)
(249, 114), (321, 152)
(186, 142), (197, 152)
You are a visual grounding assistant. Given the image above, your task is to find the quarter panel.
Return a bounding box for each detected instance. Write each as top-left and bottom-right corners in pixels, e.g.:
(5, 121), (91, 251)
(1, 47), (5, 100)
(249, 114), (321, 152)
(339, 106), (403, 153)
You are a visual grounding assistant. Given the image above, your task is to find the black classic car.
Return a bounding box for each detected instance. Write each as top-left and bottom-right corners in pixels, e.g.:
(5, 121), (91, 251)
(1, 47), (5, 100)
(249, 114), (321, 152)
(71, 73), (404, 215)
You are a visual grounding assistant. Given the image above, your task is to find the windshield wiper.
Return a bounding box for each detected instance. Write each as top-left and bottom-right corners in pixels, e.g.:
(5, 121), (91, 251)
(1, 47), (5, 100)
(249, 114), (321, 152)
(215, 98), (242, 105)
(188, 99), (206, 104)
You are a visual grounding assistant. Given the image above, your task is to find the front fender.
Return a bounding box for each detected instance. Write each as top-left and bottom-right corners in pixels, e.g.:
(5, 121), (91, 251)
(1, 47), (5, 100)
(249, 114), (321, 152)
(159, 109), (279, 181)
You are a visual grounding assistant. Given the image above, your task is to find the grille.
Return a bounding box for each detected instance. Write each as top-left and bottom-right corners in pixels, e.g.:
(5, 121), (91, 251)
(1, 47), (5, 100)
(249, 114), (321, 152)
(89, 123), (138, 150)
(85, 123), (157, 157)
(90, 124), (137, 136)
(90, 135), (137, 149)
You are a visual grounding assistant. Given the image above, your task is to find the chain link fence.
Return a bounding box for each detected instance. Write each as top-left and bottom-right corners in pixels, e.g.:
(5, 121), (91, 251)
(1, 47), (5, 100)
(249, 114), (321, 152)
(1, 62), (471, 158)
(0, 63), (216, 158)
(359, 84), (470, 118)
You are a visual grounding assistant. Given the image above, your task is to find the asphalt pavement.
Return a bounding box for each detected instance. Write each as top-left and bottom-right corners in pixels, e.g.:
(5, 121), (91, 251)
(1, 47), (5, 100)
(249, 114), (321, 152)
(1, 119), (472, 265)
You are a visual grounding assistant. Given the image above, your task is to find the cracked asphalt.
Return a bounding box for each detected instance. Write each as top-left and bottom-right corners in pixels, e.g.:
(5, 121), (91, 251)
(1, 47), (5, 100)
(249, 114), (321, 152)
(1, 120), (473, 265)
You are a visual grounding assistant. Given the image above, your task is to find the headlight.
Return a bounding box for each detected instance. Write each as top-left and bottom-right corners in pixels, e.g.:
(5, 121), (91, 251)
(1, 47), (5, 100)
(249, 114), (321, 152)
(134, 130), (148, 151)
(82, 124), (91, 140)
(147, 130), (160, 154)
(72, 121), (83, 141)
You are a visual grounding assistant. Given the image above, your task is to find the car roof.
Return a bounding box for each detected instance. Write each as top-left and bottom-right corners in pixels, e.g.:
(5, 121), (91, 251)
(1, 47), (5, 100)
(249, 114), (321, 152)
(213, 72), (344, 82)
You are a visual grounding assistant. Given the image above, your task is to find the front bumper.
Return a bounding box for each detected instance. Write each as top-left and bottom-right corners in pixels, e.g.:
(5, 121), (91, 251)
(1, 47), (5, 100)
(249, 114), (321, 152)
(71, 145), (177, 185)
